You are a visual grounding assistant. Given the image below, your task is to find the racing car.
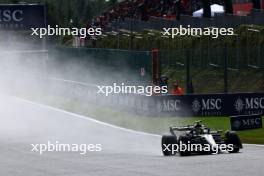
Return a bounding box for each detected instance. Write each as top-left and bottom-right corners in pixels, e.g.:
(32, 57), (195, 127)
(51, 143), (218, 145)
(161, 120), (242, 156)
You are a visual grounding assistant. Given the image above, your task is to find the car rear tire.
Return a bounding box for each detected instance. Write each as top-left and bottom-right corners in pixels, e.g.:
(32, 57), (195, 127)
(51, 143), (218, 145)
(161, 135), (177, 156)
(225, 131), (242, 153)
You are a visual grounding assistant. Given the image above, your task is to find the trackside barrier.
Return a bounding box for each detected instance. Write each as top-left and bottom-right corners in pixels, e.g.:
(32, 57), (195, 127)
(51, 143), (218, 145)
(230, 114), (263, 131)
(1, 71), (263, 117)
(151, 94), (264, 117)
(0, 4), (45, 30)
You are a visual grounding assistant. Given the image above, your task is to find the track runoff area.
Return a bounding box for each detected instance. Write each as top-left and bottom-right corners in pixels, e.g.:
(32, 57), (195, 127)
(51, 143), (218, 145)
(0, 3), (264, 176)
(0, 94), (264, 176)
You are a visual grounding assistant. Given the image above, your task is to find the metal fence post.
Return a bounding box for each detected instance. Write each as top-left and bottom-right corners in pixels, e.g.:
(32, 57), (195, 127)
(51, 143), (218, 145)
(129, 13), (134, 50)
(224, 45), (228, 93)
(186, 49), (191, 94)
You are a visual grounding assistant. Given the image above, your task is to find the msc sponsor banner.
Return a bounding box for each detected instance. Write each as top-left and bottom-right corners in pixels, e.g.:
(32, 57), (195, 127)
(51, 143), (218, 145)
(0, 5), (45, 30)
(155, 96), (188, 116)
(154, 94), (226, 116)
(153, 93), (264, 117)
(230, 114), (263, 131)
(188, 94), (225, 116)
(230, 94), (264, 116)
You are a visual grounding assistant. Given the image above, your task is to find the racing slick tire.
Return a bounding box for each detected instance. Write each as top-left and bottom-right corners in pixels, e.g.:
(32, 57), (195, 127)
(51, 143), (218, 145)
(161, 135), (177, 156)
(225, 131), (242, 153)
(178, 136), (191, 156)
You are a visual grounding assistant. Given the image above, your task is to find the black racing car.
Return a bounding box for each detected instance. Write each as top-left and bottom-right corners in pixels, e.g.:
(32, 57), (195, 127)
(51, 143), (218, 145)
(161, 121), (242, 156)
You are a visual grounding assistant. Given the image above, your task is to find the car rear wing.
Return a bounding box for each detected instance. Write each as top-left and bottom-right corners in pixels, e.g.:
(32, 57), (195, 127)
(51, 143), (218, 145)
(169, 126), (193, 136)
(170, 126), (193, 131)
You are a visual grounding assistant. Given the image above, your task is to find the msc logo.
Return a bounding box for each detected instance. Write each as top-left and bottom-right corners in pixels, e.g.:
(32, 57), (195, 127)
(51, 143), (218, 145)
(233, 120), (241, 129)
(0, 10), (23, 22)
(230, 115), (262, 131)
(192, 98), (222, 112)
(157, 100), (181, 112)
(242, 118), (261, 126)
(192, 99), (201, 112)
(234, 97), (264, 113)
(234, 98), (244, 113)
(232, 119), (261, 130)
(245, 98), (264, 109)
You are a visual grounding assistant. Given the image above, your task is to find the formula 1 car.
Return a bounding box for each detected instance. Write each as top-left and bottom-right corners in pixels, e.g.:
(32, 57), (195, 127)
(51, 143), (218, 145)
(161, 121), (242, 156)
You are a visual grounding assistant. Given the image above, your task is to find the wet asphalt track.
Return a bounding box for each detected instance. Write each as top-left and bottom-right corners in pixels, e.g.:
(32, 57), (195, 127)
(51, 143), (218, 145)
(0, 95), (264, 176)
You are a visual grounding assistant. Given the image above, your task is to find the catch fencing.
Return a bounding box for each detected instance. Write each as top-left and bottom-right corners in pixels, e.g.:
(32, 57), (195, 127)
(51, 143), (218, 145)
(1, 47), (264, 117)
(111, 12), (264, 31)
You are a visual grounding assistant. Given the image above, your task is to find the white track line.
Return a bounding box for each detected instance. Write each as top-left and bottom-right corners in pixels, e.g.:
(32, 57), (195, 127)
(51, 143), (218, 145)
(14, 96), (161, 138)
(244, 144), (264, 147)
